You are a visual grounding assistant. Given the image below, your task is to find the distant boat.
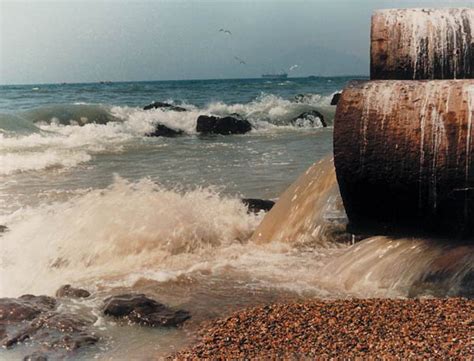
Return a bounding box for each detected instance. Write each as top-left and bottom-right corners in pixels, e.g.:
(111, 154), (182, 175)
(261, 72), (288, 79)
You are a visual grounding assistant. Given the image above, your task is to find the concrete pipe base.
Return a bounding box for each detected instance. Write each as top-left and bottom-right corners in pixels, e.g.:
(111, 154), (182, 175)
(334, 80), (474, 238)
(371, 8), (474, 80)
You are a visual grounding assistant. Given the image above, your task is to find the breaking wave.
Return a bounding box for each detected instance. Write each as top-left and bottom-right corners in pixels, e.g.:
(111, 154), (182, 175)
(0, 93), (336, 174)
(0, 177), (264, 296)
(0, 150), (92, 175)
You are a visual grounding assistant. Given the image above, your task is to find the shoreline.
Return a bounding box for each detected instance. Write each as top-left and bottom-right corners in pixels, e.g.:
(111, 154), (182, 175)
(173, 298), (474, 359)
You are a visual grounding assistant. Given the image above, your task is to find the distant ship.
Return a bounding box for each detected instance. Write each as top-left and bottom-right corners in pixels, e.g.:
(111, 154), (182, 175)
(261, 72), (288, 79)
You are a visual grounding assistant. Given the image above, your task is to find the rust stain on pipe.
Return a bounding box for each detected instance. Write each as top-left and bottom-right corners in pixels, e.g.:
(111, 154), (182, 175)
(334, 80), (474, 237)
(371, 8), (474, 80)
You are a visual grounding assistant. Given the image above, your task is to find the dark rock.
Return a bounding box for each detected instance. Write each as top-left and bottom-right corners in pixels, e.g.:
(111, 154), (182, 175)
(0, 295), (56, 323)
(146, 123), (184, 137)
(55, 285), (90, 299)
(143, 102), (186, 112)
(57, 332), (99, 351)
(103, 294), (190, 327)
(0, 294), (98, 356)
(3, 312), (98, 350)
(0, 225), (8, 233)
(23, 352), (48, 361)
(290, 110), (327, 127)
(196, 115), (252, 135)
(330, 92), (341, 105)
(293, 93), (314, 103)
(242, 199), (275, 214)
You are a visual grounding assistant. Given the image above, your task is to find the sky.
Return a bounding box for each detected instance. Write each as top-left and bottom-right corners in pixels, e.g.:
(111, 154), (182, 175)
(0, 0), (472, 84)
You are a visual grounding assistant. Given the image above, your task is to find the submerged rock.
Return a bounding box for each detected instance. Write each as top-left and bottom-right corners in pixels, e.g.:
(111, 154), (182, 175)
(146, 124), (184, 137)
(0, 294), (98, 353)
(293, 93), (316, 103)
(23, 352), (48, 361)
(103, 294), (190, 327)
(196, 115), (252, 135)
(55, 285), (91, 299)
(0, 295), (56, 323)
(143, 101), (187, 112)
(3, 312), (98, 349)
(330, 92), (341, 105)
(241, 198), (275, 214)
(291, 110), (327, 127)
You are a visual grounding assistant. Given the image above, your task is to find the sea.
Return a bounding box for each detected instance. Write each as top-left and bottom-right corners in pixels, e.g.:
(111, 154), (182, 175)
(0, 77), (472, 359)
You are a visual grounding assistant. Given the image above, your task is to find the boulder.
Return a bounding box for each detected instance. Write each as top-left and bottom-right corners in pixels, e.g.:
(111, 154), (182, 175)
(0, 294), (98, 357)
(330, 93), (341, 105)
(146, 124), (184, 137)
(196, 115), (252, 135)
(241, 199), (275, 214)
(3, 312), (98, 349)
(103, 294), (190, 327)
(0, 225), (8, 233)
(290, 110), (327, 127)
(0, 295), (56, 323)
(143, 102), (186, 112)
(55, 285), (90, 299)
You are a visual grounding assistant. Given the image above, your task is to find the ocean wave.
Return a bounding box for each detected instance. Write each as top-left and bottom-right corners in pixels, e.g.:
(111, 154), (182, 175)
(21, 103), (121, 125)
(0, 150), (91, 175)
(0, 177), (263, 296)
(0, 122), (134, 174)
(0, 113), (42, 134)
(0, 92), (335, 173)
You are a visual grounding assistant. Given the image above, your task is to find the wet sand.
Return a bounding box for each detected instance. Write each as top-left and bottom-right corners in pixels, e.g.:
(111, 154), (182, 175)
(173, 298), (474, 359)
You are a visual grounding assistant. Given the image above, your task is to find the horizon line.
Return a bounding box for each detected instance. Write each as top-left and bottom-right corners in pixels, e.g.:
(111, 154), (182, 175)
(0, 74), (369, 87)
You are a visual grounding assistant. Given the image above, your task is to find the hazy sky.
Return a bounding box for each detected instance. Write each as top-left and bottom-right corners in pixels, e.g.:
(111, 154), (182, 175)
(1, 0), (472, 84)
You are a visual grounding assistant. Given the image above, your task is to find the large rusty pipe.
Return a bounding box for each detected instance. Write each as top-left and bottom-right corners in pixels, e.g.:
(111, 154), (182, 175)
(371, 8), (474, 80)
(334, 80), (474, 238)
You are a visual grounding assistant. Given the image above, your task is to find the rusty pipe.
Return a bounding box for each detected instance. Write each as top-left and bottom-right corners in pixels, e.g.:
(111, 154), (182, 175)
(334, 80), (474, 238)
(371, 8), (474, 80)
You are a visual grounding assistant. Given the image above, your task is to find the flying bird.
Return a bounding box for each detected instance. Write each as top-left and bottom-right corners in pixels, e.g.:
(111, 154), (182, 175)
(219, 28), (232, 35)
(234, 56), (247, 65)
(289, 64), (299, 71)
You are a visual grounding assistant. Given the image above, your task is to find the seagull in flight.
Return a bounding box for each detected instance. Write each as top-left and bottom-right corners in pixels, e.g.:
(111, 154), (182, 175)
(219, 28), (232, 35)
(234, 56), (246, 65)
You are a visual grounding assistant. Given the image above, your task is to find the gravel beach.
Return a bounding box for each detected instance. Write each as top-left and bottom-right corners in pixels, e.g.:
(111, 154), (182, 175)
(173, 298), (474, 359)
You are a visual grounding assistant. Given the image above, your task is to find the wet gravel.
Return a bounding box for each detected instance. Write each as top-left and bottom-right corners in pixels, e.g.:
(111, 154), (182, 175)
(173, 298), (474, 359)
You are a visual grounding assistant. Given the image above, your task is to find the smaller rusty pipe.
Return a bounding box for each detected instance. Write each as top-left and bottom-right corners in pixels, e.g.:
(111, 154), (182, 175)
(371, 8), (474, 80)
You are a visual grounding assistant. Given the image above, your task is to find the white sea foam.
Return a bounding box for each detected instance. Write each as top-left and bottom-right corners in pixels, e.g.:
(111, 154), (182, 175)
(0, 177), (263, 296)
(0, 93), (334, 174)
(0, 150), (91, 175)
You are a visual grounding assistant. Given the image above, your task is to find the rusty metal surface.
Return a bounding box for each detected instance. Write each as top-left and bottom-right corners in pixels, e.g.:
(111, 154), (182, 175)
(371, 8), (474, 80)
(334, 80), (474, 237)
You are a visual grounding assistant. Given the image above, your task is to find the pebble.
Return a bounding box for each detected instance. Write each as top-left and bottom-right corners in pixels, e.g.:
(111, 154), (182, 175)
(173, 298), (474, 359)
